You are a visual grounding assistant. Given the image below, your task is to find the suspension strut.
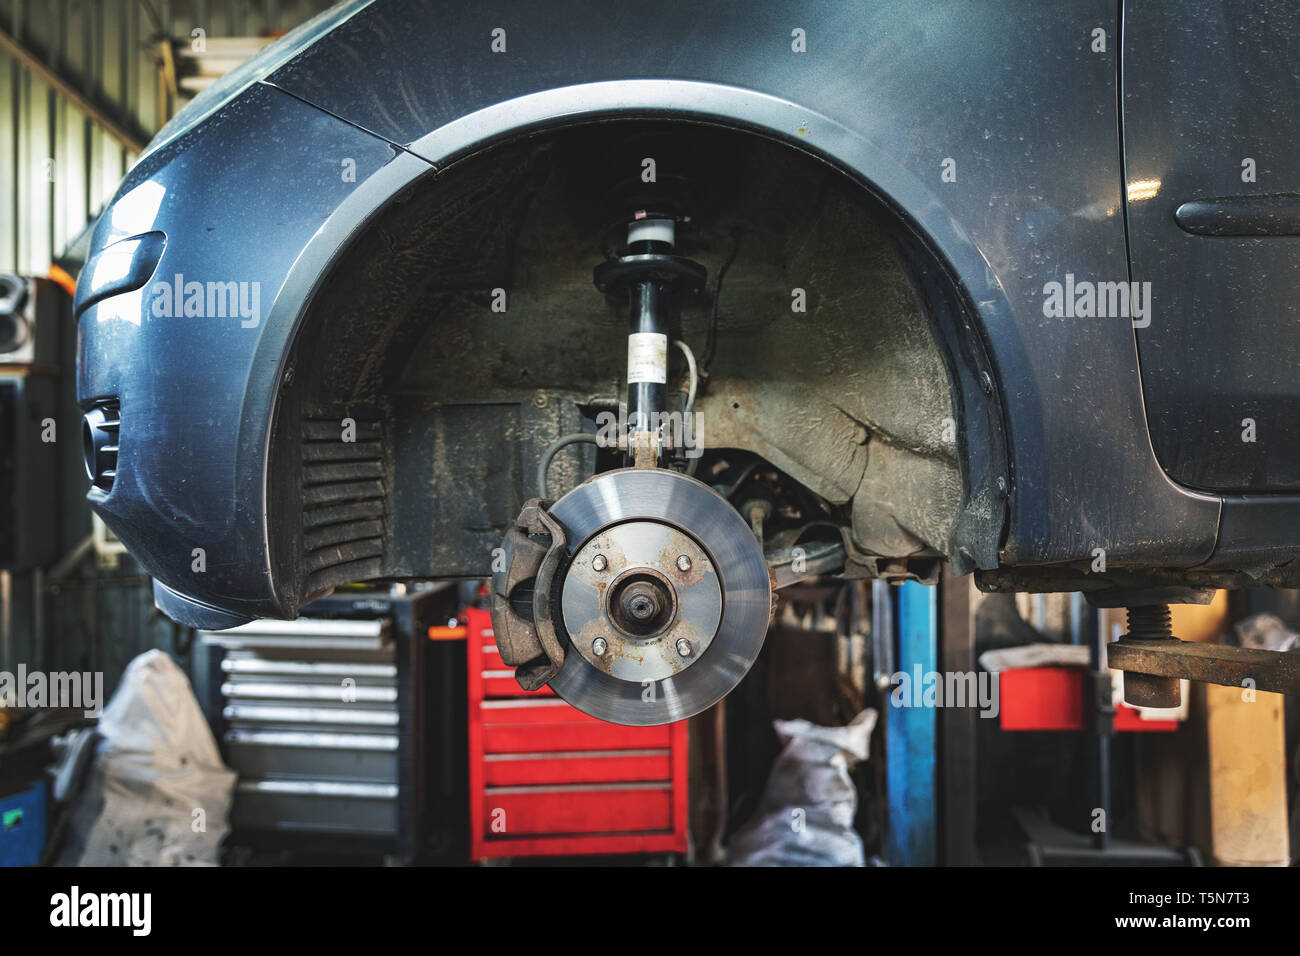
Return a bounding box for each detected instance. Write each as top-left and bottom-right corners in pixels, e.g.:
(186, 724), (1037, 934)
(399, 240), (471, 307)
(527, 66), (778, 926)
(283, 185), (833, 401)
(594, 211), (706, 467)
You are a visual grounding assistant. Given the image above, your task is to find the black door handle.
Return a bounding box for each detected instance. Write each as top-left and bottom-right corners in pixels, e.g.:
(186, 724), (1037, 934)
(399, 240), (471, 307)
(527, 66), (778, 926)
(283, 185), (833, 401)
(1174, 193), (1300, 236)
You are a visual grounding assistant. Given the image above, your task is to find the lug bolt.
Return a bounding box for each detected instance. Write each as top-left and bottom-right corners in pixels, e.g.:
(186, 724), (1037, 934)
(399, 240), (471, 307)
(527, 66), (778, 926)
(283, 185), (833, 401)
(676, 555), (691, 572)
(592, 554), (607, 571)
(592, 637), (608, 656)
(676, 638), (693, 657)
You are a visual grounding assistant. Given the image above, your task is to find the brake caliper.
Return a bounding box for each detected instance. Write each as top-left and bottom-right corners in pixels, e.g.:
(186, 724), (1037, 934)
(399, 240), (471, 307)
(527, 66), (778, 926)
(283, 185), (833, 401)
(488, 499), (568, 691)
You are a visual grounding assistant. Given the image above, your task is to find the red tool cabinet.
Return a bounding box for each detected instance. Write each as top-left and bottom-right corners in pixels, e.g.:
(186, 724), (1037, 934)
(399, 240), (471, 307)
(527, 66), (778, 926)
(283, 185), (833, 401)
(463, 606), (689, 860)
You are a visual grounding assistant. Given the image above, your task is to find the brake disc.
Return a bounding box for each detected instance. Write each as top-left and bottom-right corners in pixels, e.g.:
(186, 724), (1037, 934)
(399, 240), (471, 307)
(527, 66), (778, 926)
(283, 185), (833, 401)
(547, 467), (771, 725)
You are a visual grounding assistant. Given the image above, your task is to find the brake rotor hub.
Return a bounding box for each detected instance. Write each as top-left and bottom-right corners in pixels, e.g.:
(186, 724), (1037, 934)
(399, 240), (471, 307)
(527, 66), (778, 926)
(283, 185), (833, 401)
(564, 520), (721, 682)
(546, 468), (771, 725)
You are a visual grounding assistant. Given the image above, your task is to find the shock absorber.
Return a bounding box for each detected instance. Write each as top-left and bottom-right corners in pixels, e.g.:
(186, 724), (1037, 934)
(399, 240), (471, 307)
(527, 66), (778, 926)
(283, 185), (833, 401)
(594, 211), (706, 467)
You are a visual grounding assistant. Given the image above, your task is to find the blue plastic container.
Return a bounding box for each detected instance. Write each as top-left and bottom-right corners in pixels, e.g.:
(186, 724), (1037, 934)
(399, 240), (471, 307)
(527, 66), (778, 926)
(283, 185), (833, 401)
(0, 779), (47, 867)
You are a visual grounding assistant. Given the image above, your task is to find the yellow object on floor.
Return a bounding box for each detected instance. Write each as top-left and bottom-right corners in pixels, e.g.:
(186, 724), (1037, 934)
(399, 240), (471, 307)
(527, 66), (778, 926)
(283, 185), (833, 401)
(1203, 683), (1290, 866)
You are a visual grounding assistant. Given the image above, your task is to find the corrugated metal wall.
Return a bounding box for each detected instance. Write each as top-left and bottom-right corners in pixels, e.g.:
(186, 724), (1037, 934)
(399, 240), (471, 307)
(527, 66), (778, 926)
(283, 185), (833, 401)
(0, 0), (336, 275)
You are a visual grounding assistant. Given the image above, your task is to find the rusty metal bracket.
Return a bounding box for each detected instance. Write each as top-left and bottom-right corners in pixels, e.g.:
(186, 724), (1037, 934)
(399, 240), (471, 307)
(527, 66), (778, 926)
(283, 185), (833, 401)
(1108, 638), (1300, 706)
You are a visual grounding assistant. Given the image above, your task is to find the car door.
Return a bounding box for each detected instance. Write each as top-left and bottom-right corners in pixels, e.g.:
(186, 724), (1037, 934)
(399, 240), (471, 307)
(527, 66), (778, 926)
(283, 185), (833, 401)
(1124, 0), (1300, 492)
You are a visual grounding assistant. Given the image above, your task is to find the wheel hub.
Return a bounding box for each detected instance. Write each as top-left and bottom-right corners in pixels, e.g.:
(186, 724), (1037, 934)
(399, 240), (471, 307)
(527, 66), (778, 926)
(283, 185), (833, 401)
(563, 520), (721, 683)
(547, 468), (771, 725)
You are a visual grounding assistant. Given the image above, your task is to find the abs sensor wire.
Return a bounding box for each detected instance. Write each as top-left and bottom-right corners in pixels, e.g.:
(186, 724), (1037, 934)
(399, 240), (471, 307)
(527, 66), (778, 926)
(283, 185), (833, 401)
(674, 339), (700, 476)
(674, 338), (698, 414)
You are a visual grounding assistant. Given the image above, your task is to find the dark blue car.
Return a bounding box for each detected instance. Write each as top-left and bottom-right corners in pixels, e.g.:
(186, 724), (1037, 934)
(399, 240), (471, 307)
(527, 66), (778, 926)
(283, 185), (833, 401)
(75, 0), (1300, 722)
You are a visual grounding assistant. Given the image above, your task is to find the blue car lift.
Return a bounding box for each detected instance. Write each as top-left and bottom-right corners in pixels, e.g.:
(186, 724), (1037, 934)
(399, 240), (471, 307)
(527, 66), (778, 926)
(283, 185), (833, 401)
(884, 580), (938, 866)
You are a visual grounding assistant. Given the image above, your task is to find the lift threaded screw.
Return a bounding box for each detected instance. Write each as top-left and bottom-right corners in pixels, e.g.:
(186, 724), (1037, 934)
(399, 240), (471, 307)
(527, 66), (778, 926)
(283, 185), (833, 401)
(1126, 604), (1174, 641)
(592, 637), (608, 656)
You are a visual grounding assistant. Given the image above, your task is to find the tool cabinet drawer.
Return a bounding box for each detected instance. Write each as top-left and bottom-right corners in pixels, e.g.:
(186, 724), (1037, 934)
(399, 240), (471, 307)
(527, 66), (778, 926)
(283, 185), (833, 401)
(483, 749), (672, 786)
(480, 784), (673, 836)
